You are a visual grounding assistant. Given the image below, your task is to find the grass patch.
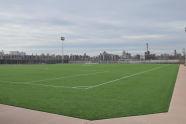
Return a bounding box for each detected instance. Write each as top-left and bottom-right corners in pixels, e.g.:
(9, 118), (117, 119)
(0, 64), (179, 120)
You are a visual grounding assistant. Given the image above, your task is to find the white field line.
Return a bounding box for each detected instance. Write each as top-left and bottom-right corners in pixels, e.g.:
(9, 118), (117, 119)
(6, 71), (109, 85)
(0, 71), (109, 90)
(0, 65), (169, 90)
(80, 70), (98, 72)
(72, 86), (90, 89)
(84, 65), (170, 90)
(0, 68), (51, 72)
(3, 81), (84, 89)
(1, 79), (89, 89)
(72, 73), (129, 89)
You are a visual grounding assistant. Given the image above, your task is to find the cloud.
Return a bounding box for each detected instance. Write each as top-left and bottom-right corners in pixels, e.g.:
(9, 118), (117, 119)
(121, 34), (166, 40)
(0, 0), (185, 55)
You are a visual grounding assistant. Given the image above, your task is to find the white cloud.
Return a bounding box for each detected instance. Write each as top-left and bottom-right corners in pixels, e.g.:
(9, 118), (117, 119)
(0, 0), (185, 55)
(121, 34), (166, 40)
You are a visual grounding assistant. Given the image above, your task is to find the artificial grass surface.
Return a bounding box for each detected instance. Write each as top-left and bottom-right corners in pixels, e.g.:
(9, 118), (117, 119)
(0, 64), (179, 120)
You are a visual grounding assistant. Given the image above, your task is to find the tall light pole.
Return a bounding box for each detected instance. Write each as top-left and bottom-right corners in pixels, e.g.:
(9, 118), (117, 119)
(184, 27), (186, 65)
(61, 36), (65, 64)
(183, 48), (186, 65)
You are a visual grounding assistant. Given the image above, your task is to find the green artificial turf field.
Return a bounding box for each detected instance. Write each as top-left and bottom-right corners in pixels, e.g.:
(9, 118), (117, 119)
(0, 64), (179, 120)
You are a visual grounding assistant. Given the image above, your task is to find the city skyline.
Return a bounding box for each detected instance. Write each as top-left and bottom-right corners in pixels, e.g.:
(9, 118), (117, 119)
(0, 0), (186, 55)
(0, 47), (184, 57)
(0, 48), (184, 65)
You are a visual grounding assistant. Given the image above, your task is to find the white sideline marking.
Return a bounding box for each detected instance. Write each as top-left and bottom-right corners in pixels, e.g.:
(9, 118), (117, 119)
(84, 65), (169, 89)
(72, 73), (129, 89)
(7, 71), (109, 84)
(0, 71), (109, 90)
(13, 82), (85, 89)
(0, 65), (169, 90)
(1, 80), (88, 89)
(72, 86), (90, 88)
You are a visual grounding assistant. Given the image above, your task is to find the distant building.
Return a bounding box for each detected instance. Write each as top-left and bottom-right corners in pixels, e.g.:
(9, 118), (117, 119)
(99, 51), (119, 61)
(174, 50), (177, 56)
(122, 50), (131, 59)
(140, 55), (145, 60)
(134, 54), (141, 60)
(0, 50), (4, 55)
(0, 50), (4, 60)
(0, 48), (185, 64)
(173, 49), (182, 59)
(9, 51), (26, 56)
(83, 53), (90, 61)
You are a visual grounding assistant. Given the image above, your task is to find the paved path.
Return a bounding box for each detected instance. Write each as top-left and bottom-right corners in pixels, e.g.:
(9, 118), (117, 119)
(0, 105), (89, 124)
(0, 65), (185, 124)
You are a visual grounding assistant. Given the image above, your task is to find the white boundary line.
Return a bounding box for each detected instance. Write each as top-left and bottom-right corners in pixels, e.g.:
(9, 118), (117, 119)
(0, 80), (85, 89)
(5, 71), (109, 84)
(71, 73), (129, 89)
(84, 65), (170, 89)
(0, 71), (109, 90)
(0, 65), (169, 90)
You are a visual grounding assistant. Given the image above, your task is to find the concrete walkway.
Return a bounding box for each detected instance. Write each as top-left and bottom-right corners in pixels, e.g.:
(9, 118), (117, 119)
(0, 105), (89, 124)
(0, 65), (185, 124)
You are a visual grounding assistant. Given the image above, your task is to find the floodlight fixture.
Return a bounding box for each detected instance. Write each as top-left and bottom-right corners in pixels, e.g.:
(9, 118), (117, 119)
(61, 36), (65, 64)
(61, 37), (65, 41)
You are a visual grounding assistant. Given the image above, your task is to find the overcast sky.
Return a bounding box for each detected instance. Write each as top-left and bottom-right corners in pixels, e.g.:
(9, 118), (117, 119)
(0, 0), (185, 56)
